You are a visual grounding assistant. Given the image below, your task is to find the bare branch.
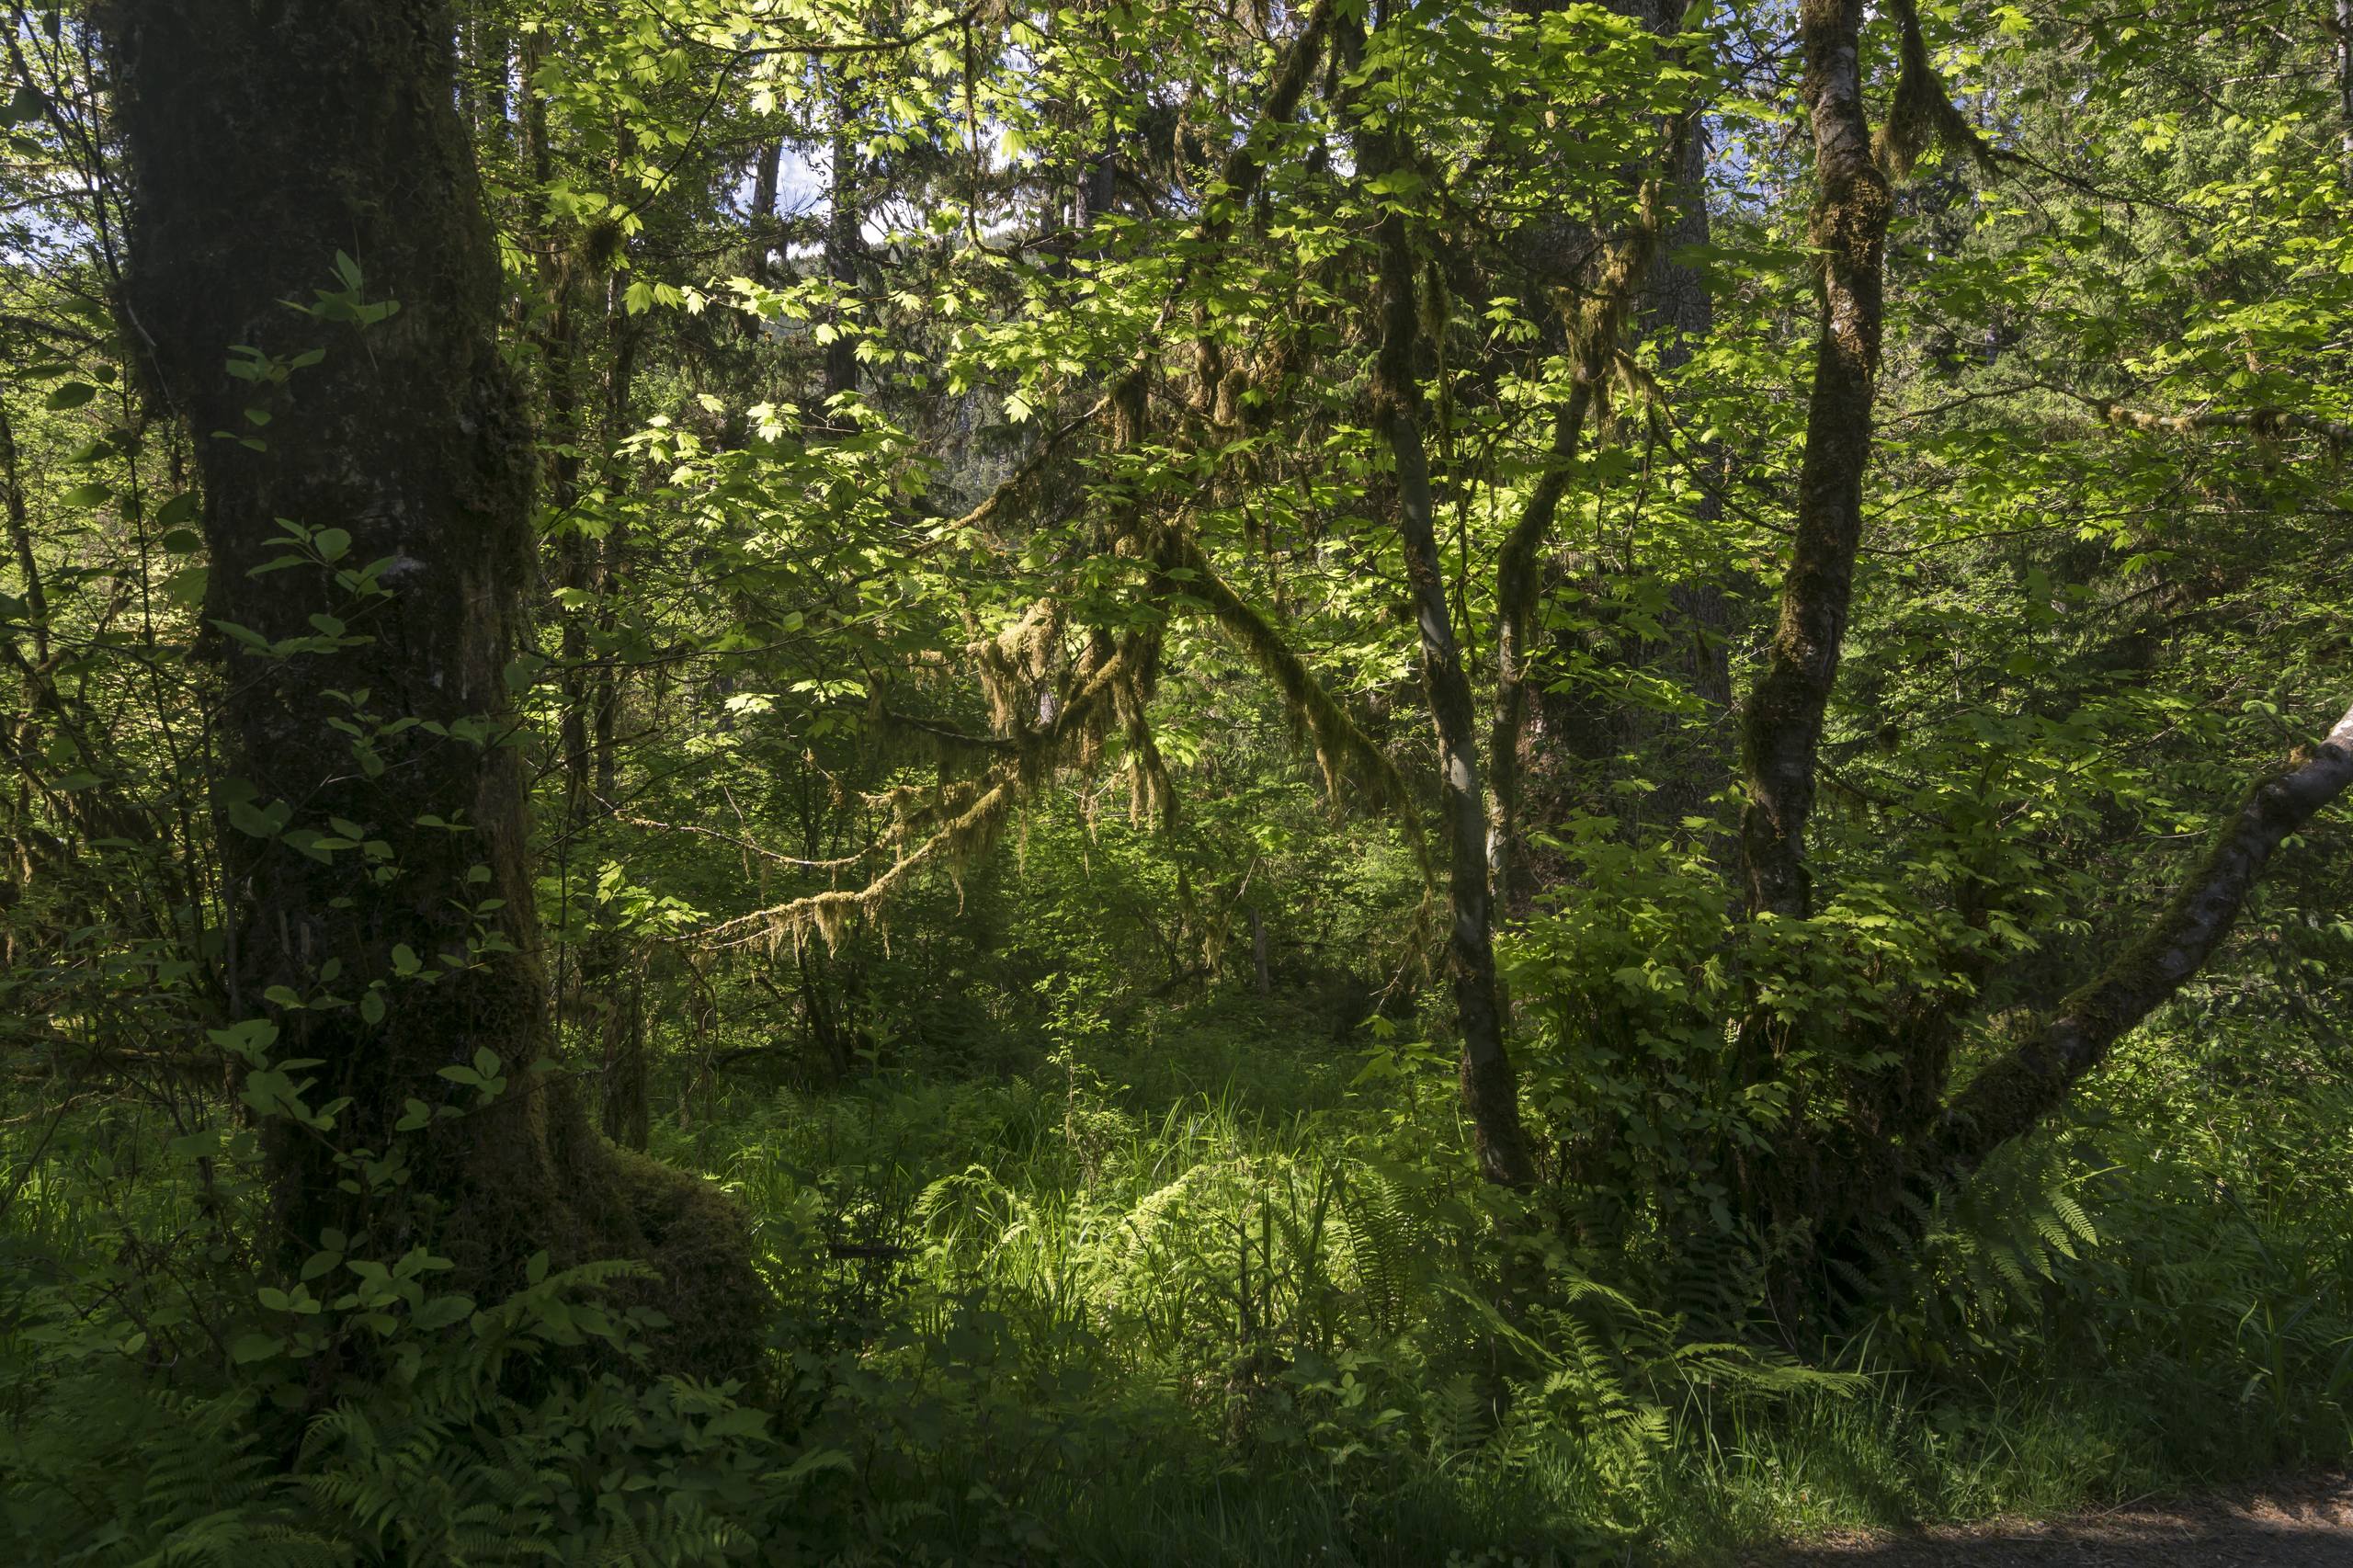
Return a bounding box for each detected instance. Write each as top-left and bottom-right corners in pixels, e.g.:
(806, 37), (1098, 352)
(602, 801), (881, 871)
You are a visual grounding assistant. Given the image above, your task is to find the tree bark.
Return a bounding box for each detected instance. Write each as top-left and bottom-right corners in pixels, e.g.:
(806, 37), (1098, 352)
(1074, 139), (1116, 234)
(1346, 21), (1536, 1190)
(1639, 54), (1734, 836)
(1487, 0), (1714, 895)
(1931, 701), (2353, 1177)
(0, 395), (46, 970)
(748, 137), (783, 287)
(1736, 0), (1891, 922)
(105, 0), (766, 1380)
(1487, 389), (1591, 903)
(2338, 0), (2352, 192)
(824, 107), (864, 409)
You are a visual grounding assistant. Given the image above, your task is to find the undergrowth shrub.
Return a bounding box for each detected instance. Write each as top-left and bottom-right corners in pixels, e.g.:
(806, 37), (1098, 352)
(3, 1266), (853, 1565)
(10, 994), (2353, 1565)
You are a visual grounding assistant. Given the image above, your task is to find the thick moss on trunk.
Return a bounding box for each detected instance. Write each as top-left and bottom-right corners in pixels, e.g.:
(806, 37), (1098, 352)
(107, 0), (767, 1381)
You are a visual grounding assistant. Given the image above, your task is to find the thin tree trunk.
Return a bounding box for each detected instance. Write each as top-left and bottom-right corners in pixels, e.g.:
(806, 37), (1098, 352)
(587, 248), (644, 1145)
(2339, 0), (2353, 192)
(1487, 389), (1591, 903)
(460, 11), (511, 157)
(600, 960), (651, 1150)
(1345, 20), (1535, 1189)
(0, 396), (45, 967)
(590, 254), (640, 805)
(824, 109), (863, 409)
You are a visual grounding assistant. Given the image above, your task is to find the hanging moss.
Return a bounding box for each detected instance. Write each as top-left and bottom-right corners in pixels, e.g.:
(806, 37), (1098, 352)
(1875, 0), (2003, 180)
(705, 649), (1139, 954)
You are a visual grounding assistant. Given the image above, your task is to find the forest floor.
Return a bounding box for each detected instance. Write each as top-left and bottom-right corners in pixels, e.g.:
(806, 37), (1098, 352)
(1753, 1472), (2353, 1565)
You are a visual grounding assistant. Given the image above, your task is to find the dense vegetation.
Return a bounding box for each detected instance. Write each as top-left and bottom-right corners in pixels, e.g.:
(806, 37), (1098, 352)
(5, 0), (2352, 1561)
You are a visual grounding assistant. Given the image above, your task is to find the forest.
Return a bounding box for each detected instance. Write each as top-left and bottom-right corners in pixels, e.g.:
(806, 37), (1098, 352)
(3, 0), (2351, 1562)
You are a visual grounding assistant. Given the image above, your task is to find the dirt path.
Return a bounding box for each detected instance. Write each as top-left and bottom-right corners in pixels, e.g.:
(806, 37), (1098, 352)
(1755, 1473), (2353, 1566)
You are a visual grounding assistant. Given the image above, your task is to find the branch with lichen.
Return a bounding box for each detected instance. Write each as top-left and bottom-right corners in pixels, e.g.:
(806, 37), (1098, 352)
(1878, 0), (2004, 179)
(1931, 699), (2353, 1178)
(2049, 385), (2353, 446)
(688, 647), (1137, 953)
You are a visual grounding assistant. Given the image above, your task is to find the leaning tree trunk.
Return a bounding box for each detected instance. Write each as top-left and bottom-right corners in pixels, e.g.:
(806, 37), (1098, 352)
(1931, 702), (2353, 1177)
(105, 0), (766, 1381)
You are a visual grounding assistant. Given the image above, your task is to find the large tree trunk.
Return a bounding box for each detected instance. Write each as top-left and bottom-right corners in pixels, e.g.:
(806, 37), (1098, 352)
(106, 0), (766, 1381)
(1634, 34), (1735, 837)
(1487, 0), (1717, 899)
(748, 137), (784, 287)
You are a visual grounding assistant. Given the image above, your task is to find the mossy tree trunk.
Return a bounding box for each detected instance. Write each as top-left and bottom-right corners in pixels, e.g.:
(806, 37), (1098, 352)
(106, 0), (766, 1380)
(1735, 0), (1890, 929)
(1706, 0), (2353, 1325)
(1342, 17), (1537, 1192)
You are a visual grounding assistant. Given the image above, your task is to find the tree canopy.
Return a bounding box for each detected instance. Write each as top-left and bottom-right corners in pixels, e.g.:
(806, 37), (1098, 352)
(5, 0), (2352, 1559)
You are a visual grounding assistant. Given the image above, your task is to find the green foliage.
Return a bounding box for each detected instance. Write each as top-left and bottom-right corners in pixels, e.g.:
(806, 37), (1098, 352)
(5, 1300), (848, 1565)
(8, 0), (2353, 1559)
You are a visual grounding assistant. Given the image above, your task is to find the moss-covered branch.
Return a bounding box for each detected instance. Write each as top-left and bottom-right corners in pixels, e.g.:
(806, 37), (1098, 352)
(1931, 699), (2353, 1177)
(692, 648), (1134, 953)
